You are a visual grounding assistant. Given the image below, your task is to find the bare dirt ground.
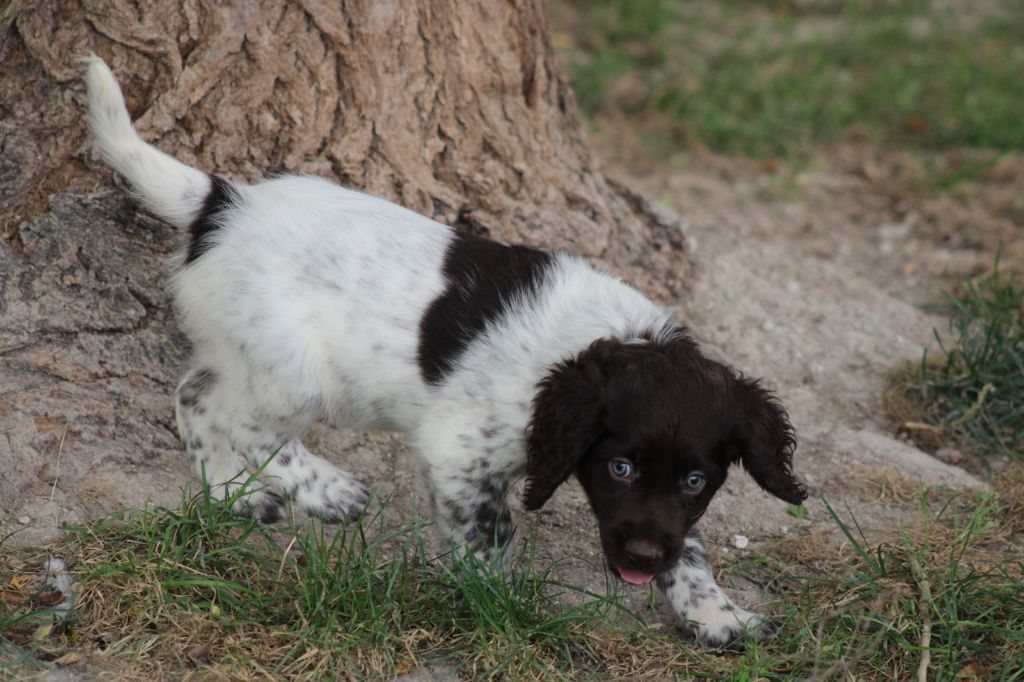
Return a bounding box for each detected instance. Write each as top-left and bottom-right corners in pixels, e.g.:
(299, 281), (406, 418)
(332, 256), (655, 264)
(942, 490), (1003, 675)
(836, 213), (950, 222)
(3, 100), (1023, 681)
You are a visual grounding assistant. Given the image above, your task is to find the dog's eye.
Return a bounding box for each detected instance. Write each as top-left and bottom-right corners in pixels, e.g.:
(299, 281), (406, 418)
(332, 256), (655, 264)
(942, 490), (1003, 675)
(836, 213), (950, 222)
(684, 471), (706, 493)
(608, 458), (634, 481)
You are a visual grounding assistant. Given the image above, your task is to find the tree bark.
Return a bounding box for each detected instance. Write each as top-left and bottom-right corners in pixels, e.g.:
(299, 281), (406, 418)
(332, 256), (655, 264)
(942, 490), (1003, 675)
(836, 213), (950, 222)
(2, 0), (686, 283)
(0, 0), (688, 538)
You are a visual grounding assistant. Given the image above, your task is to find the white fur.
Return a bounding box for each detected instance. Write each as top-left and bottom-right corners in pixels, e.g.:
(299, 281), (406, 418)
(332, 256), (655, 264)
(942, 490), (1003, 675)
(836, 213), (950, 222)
(84, 55), (210, 228)
(659, 533), (768, 646)
(85, 56), (764, 645)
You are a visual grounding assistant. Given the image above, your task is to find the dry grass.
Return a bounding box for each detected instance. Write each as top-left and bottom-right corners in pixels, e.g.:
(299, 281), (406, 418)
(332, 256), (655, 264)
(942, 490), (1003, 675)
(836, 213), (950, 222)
(3, 474), (1022, 681)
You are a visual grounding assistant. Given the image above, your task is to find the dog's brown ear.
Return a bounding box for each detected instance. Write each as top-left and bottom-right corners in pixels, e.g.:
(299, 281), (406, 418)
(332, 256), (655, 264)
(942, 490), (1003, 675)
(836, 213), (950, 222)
(728, 376), (807, 505)
(523, 341), (613, 510)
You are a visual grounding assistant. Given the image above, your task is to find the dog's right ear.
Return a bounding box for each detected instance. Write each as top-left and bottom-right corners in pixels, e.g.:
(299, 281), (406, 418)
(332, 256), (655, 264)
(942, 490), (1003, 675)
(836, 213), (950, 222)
(523, 341), (613, 511)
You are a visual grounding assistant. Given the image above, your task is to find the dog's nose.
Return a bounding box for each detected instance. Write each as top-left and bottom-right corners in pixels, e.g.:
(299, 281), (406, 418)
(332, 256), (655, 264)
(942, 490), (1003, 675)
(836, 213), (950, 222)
(623, 538), (664, 566)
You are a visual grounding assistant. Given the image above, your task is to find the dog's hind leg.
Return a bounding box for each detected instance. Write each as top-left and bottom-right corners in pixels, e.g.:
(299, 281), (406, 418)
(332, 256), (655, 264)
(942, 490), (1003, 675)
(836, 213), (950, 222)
(176, 365), (369, 523)
(175, 366), (286, 522)
(244, 439), (370, 524)
(656, 529), (772, 646)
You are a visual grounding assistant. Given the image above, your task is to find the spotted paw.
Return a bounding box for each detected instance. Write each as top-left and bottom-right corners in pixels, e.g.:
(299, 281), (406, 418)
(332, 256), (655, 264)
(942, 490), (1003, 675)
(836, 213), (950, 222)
(234, 490), (287, 524)
(683, 606), (772, 648)
(295, 469), (370, 523)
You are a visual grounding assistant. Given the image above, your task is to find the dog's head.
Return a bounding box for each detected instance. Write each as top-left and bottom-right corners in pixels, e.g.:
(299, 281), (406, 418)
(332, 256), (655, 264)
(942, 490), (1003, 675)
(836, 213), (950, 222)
(524, 334), (806, 585)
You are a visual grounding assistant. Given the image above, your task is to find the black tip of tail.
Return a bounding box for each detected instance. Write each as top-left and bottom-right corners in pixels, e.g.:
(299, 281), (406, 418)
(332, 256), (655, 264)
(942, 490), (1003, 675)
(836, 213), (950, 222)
(186, 175), (240, 265)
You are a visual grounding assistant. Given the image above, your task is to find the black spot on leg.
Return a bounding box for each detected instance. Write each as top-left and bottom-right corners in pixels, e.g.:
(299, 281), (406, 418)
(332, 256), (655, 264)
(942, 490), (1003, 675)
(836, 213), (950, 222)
(443, 498), (470, 528)
(464, 477), (515, 555)
(302, 470), (319, 492)
(179, 369), (217, 408)
(681, 532), (709, 570)
(185, 175), (240, 265)
(255, 492), (286, 523)
(237, 491), (285, 524)
(468, 499), (511, 546)
(417, 233), (552, 385)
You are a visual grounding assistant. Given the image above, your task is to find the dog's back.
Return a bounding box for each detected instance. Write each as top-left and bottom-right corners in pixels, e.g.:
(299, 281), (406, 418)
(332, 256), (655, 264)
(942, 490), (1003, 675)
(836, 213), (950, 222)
(86, 55), (454, 426)
(168, 175), (453, 426)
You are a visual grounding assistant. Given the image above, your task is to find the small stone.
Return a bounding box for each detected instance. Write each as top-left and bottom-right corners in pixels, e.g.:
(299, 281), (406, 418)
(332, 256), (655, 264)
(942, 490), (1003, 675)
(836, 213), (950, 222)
(935, 447), (963, 465)
(18, 516), (31, 524)
(732, 534), (749, 549)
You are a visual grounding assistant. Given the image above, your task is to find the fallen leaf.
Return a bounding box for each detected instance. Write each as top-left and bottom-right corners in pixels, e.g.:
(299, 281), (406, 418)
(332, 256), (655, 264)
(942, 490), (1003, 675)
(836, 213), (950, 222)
(1, 588), (26, 604)
(6, 632), (32, 647)
(54, 652), (82, 666)
(33, 623), (53, 640)
(9, 574), (38, 590)
(187, 641), (213, 666)
(35, 589), (65, 607)
(958, 661), (989, 679)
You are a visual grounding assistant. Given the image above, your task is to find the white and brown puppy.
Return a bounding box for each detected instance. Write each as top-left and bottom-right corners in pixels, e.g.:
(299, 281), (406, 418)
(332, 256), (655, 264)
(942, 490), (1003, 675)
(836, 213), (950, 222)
(84, 56), (806, 646)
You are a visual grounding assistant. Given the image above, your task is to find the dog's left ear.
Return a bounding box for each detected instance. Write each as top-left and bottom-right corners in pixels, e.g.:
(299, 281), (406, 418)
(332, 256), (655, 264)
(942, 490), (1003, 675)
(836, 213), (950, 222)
(523, 341), (612, 511)
(727, 376), (807, 505)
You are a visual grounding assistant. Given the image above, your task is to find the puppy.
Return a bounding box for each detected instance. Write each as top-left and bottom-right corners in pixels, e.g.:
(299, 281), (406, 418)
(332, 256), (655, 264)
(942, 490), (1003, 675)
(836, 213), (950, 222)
(84, 56), (806, 646)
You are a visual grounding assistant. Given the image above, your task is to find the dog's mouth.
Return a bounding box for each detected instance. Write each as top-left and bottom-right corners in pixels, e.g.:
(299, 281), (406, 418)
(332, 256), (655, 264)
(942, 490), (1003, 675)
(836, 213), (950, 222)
(613, 565), (657, 586)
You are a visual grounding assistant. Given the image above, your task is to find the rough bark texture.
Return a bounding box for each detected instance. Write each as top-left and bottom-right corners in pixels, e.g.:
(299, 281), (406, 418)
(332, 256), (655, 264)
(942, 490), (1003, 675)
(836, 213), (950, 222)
(1, 0), (686, 267)
(0, 1), (688, 538)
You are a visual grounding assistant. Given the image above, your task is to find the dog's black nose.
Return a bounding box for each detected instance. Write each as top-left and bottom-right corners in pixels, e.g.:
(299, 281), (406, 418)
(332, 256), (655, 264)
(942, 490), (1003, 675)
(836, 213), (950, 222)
(623, 538), (664, 566)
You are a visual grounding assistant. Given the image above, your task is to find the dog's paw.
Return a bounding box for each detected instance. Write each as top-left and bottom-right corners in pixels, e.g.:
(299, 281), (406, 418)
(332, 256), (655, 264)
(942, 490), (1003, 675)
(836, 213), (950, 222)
(294, 468), (370, 523)
(234, 490), (287, 524)
(682, 605), (774, 649)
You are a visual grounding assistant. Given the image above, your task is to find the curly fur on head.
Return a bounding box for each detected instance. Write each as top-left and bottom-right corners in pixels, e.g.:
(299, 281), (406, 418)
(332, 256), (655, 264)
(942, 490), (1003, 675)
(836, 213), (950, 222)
(525, 335), (806, 583)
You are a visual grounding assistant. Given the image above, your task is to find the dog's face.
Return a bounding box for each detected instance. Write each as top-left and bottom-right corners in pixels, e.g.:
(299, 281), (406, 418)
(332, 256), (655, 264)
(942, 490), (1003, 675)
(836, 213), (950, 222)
(524, 335), (806, 584)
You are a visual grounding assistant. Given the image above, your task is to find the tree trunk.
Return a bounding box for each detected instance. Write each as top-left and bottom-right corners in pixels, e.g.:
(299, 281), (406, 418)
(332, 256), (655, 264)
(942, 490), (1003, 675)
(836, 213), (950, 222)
(0, 0), (688, 539)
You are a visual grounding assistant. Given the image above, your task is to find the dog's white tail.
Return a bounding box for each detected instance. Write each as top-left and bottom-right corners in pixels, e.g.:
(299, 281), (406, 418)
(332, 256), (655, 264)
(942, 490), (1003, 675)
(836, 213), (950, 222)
(84, 55), (211, 229)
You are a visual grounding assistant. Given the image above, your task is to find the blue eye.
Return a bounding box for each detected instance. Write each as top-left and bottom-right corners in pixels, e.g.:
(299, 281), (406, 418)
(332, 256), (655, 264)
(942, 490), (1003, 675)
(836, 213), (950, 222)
(609, 458), (634, 480)
(685, 472), (706, 492)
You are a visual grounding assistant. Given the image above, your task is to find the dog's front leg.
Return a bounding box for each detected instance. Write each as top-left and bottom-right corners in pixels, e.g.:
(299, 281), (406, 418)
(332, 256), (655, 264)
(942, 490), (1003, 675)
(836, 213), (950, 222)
(424, 467), (516, 566)
(657, 529), (771, 646)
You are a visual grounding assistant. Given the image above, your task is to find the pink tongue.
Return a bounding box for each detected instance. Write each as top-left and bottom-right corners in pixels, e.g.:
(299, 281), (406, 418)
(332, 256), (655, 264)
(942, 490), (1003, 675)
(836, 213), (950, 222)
(616, 567), (656, 585)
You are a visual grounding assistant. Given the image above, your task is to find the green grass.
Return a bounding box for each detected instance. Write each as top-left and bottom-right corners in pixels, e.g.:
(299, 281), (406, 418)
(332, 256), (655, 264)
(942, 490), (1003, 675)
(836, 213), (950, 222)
(725, 490), (1024, 681)
(892, 261), (1024, 461)
(59, 486), (634, 679)
(3, 478), (1022, 680)
(560, 0), (1024, 158)
(818, 493), (1023, 680)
